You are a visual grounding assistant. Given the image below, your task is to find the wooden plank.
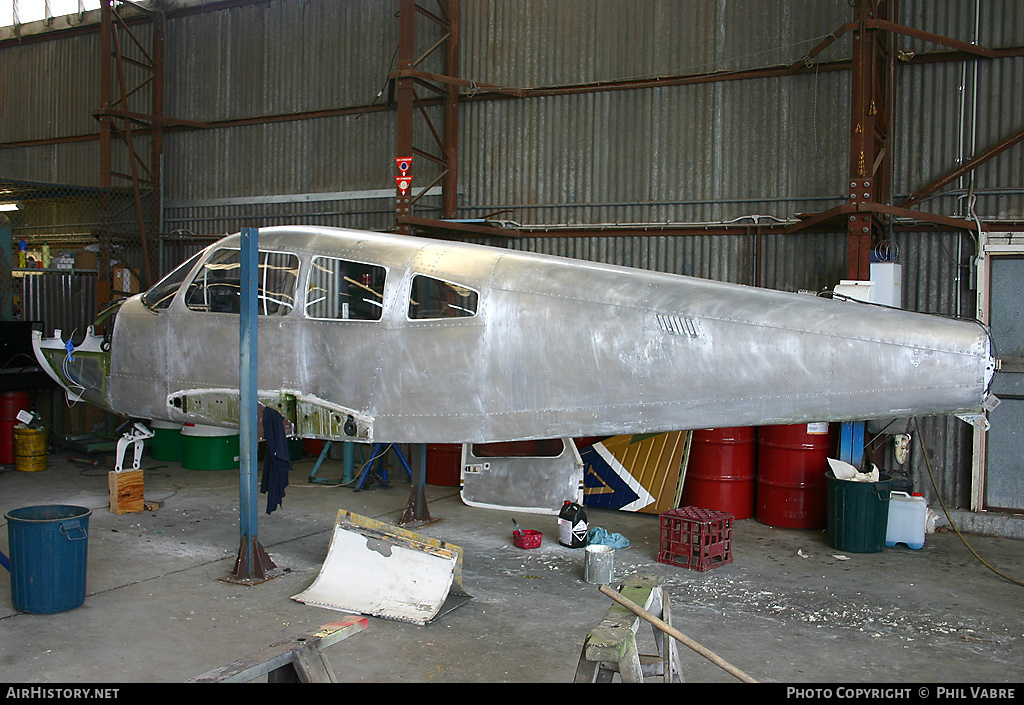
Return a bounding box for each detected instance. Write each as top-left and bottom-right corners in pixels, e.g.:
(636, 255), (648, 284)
(108, 470), (144, 514)
(188, 616), (368, 683)
(583, 576), (658, 663)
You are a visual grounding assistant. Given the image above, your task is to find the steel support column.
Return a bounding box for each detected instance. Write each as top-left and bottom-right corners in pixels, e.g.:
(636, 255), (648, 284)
(847, 0), (895, 280)
(394, 0), (460, 233)
(96, 0), (165, 303)
(222, 227), (281, 586)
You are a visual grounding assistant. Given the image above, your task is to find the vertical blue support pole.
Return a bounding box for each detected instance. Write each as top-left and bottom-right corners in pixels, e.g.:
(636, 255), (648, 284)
(239, 227), (259, 576)
(222, 227), (279, 584)
(839, 421), (866, 470)
(343, 442), (355, 484)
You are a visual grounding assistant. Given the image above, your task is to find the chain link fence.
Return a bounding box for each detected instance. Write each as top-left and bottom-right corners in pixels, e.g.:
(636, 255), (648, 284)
(2, 179), (216, 341)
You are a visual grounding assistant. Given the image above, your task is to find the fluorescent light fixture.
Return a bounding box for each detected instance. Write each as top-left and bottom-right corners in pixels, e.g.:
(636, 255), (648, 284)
(0, 202), (21, 211)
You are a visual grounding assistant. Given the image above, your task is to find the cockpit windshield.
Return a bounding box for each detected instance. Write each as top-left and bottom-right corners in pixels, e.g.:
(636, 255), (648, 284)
(140, 250), (206, 312)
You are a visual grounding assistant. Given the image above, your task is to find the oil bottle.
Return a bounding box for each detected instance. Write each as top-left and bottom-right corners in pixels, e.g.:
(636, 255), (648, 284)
(558, 500), (588, 548)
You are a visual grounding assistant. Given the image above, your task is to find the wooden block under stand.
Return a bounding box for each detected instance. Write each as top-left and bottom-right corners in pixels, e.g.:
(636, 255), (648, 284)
(108, 470), (144, 514)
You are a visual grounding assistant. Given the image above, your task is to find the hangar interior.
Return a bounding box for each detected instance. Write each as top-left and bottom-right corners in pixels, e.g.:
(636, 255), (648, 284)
(1, 0), (1023, 685)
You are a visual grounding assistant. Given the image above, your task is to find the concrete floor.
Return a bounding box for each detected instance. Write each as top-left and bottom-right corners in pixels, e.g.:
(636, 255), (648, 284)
(1, 449), (1023, 685)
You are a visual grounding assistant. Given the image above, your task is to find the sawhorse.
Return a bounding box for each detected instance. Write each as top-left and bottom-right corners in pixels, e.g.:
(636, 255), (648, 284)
(188, 615), (368, 683)
(575, 575), (683, 683)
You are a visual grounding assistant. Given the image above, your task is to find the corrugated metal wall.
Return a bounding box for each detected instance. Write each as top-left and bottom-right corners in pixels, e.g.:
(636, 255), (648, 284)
(3, 0), (1022, 510)
(20, 272), (97, 340)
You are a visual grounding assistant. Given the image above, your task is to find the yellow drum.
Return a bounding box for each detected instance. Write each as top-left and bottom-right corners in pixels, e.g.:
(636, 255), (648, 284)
(14, 427), (47, 472)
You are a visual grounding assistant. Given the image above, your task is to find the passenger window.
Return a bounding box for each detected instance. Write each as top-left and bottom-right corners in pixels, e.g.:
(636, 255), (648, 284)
(306, 256), (386, 321)
(408, 275), (479, 319)
(184, 248), (299, 316)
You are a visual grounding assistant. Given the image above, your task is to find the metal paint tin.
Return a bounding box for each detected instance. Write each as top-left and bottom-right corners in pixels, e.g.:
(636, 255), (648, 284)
(584, 544), (614, 584)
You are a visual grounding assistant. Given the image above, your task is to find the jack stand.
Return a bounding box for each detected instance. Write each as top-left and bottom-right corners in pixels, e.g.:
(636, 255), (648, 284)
(353, 443), (412, 491)
(307, 441), (358, 485)
(221, 537), (283, 586)
(400, 484), (433, 527)
(307, 441), (337, 485)
(110, 422), (153, 515)
(400, 443), (435, 528)
(114, 422), (153, 472)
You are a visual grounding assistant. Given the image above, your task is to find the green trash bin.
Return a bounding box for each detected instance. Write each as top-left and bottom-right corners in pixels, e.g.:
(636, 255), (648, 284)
(149, 420), (183, 462)
(181, 424), (239, 470)
(826, 470), (891, 553)
(5, 505), (92, 613)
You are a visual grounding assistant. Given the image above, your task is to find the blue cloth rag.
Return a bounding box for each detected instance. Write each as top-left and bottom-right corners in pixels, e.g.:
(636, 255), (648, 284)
(260, 407), (292, 514)
(588, 526), (630, 548)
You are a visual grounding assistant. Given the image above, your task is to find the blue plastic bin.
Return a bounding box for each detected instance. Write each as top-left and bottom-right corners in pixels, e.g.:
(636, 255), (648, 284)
(4, 505), (92, 613)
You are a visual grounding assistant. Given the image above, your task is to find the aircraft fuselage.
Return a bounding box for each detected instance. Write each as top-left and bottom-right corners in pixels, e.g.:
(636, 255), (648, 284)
(34, 226), (995, 443)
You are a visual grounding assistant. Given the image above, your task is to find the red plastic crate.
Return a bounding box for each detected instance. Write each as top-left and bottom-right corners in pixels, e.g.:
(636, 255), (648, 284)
(657, 506), (734, 571)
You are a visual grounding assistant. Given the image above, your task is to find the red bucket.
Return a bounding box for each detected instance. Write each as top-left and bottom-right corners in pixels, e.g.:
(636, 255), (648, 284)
(513, 529), (542, 549)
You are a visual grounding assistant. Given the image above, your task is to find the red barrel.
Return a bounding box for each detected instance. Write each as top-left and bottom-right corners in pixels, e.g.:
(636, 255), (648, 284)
(681, 427), (757, 519)
(425, 443), (462, 487)
(756, 422), (837, 529)
(302, 438), (325, 456)
(1, 391), (32, 465)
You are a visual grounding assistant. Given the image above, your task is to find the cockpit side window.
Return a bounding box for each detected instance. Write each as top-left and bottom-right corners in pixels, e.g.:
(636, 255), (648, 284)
(306, 256), (386, 321)
(141, 250), (205, 311)
(184, 248), (300, 316)
(408, 275), (479, 320)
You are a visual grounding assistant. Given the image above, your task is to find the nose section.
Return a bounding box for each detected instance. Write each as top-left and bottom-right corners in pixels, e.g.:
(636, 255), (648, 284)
(32, 327), (112, 409)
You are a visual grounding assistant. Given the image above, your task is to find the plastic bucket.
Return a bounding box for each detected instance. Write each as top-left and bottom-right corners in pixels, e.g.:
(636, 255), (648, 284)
(14, 427), (47, 472)
(5, 505), (92, 613)
(826, 471), (891, 553)
(149, 420), (183, 462)
(682, 426), (758, 519)
(180, 424), (239, 470)
(0, 391), (30, 464)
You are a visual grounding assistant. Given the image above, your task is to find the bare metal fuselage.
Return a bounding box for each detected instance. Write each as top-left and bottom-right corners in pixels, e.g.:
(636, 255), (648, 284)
(34, 226), (995, 443)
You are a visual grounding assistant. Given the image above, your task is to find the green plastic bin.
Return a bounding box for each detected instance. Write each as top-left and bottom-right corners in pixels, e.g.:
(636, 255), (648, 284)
(149, 420), (183, 462)
(826, 470), (891, 553)
(181, 424), (239, 470)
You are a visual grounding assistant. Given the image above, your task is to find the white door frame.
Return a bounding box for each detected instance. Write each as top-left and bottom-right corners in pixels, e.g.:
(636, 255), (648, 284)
(971, 233), (1024, 511)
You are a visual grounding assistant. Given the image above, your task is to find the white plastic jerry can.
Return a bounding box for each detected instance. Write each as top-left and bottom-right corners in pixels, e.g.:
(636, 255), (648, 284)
(885, 491), (927, 549)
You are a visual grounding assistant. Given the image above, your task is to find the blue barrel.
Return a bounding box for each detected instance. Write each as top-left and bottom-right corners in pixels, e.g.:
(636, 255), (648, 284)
(5, 505), (91, 613)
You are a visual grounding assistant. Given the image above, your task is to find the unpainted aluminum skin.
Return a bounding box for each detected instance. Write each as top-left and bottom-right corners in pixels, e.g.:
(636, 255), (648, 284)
(33, 226), (996, 444)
